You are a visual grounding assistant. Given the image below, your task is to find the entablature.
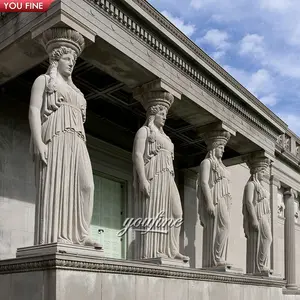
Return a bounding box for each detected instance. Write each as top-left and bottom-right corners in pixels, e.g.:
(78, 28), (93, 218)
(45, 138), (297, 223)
(110, 0), (287, 139)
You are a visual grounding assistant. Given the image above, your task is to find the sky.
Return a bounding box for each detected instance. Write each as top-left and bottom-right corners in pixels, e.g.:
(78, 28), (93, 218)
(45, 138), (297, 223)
(148, 0), (300, 136)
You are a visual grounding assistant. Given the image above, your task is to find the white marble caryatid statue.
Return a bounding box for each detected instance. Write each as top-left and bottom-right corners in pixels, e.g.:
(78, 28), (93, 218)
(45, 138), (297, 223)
(243, 154), (272, 274)
(197, 130), (232, 268)
(132, 91), (189, 262)
(28, 28), (101, 249)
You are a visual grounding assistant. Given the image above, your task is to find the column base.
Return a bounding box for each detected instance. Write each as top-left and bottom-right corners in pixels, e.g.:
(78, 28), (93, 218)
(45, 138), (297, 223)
(283, 286), (300, 295)
(202, 264), (243, 274)
(16, 243), (104, 258)
(138, 257), (190, 268)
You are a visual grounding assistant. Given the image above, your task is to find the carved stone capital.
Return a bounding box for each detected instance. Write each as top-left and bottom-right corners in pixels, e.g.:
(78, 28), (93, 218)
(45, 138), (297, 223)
(202, 130), (231, 151)
(196, 122), (236, 137)
(41, 28), (85, 57)
(246, 152), (270, 175)
(138, 90), (174, 112)
(284, 188), (298, 200)
(133, 79), (181, 112)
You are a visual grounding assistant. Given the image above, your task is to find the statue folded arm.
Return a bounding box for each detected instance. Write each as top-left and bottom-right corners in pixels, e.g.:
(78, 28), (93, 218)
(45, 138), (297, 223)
(200, 159), (215, 217)
(28, 75), (47, 165)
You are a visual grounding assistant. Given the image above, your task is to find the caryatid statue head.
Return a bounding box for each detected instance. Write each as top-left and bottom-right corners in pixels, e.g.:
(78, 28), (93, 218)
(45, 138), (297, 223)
(141, 91), (174, 132)
(203, 130), (231, 160)
(246, 154), (270, 182)
(41, 28), (85, 93)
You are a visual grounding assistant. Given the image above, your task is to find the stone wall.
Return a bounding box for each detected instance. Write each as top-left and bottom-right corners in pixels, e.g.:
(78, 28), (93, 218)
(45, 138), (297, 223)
(1, 270), (291, 300)
(182, 173), (201, 268)
(0, 99), (35, 259)
(226, 163), (249, 272)
(183, 163), (264, 272)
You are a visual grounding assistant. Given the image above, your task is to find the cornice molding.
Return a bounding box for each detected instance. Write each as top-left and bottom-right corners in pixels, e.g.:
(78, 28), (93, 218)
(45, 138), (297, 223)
(0, 254), (285, 288)
(275, 145), (300, 169)
(85, 0), (283, 142)
(128, 0), (287, 131)
(272, 164), (300, 192)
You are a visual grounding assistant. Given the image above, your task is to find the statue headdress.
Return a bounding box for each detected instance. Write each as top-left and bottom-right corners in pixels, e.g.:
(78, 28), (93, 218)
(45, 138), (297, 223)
(246, 153), (270, 175)
(140, 91), (174, 115)
(42, 28), (85, 57)
(203, 130), (231, 151)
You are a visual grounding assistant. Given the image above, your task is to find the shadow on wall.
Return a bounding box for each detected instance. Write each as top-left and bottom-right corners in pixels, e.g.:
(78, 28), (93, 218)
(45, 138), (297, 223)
(226, 164), (249, 272)
(183, 182), (200, 268)
(182, 164), (250, 270)
(0, 98), (36, 259)
(0, 98), (35, 204)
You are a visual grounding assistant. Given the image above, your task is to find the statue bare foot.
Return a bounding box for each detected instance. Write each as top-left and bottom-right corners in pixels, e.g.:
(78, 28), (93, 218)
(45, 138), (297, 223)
(57, 238), (73, 244)
(84, 238), (103, 250)
(260, 266), (270, 273)
(216, 260), (227, 266)
(156, 252), (168, 259)
(174, 253), (190, 262)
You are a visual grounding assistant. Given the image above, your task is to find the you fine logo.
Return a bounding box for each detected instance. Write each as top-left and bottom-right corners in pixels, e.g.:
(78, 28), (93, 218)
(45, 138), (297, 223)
(0, 0), (54, 12)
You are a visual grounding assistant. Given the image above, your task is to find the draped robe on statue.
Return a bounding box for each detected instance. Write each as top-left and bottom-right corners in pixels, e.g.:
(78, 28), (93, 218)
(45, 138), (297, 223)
(31, 75), (94, 245)
(243, 181), (272, 273)
(133, 126), (182, 259)
(197, 157), (232, 267)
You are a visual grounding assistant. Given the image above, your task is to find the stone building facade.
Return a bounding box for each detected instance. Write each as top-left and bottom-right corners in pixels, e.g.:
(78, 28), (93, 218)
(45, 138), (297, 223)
(1, 1), (300, 299)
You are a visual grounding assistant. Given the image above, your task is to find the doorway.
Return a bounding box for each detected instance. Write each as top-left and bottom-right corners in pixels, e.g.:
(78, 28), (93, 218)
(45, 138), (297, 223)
(90, 172), (126, 259)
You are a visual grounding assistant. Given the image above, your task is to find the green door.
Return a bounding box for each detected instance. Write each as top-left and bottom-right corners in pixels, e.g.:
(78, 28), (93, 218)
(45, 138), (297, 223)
(90, 173), (125, 259)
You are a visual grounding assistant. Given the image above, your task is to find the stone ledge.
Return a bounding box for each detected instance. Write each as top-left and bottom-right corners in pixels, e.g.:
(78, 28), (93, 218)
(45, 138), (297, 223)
(0, 253), (285, 288)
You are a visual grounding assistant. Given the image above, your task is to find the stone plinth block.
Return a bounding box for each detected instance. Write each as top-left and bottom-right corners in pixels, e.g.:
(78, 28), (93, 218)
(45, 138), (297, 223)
(139, 257), (190, 268)
(202, 264), (243, 274)
(16, 243), (104, 258)
(251, 270), (282, 279)
(0, 251), (290, 300)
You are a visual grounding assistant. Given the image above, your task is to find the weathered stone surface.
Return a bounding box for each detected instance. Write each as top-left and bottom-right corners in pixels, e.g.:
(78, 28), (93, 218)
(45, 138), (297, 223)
(243, 153), (272, 274)
(0, 253), (291, 300)
(132, 83), (188, 263)
(29, 28), (100, 249)
(197, 130), (232, 268)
